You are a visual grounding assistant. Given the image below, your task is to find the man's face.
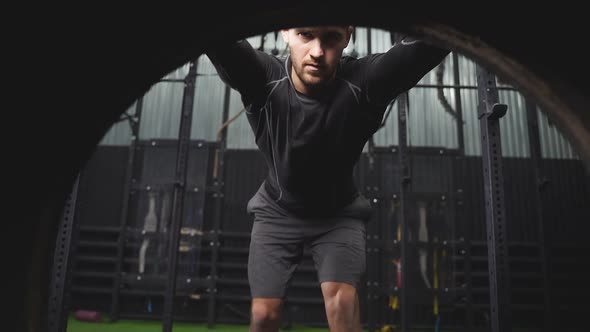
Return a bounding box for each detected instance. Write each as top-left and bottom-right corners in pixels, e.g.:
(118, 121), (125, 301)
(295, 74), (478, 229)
(281, 26), (352, 95)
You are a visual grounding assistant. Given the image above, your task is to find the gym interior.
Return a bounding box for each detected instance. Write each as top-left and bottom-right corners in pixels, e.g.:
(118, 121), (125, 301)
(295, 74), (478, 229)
(39, 23), (590, 332)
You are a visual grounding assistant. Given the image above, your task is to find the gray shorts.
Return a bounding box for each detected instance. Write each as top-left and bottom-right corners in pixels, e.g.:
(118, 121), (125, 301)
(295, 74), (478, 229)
(246, 183), (372, 298)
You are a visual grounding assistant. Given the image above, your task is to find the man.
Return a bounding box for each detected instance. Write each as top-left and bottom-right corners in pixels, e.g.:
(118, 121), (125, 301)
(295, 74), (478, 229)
(207, 25), (448, 332)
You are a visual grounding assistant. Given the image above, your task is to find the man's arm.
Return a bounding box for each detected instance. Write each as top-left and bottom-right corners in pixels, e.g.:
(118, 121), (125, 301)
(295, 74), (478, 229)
(206, 39), (274, 104)
(363, 35), (450, 106)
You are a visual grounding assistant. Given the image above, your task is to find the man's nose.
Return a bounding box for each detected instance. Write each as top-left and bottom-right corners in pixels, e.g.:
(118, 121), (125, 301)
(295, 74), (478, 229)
(309, 39), (324, 58)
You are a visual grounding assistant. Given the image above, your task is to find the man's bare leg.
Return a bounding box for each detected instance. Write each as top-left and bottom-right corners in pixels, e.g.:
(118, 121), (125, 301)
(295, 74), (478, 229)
(321, 282), (362, 332)
(250, 298), (283, 332)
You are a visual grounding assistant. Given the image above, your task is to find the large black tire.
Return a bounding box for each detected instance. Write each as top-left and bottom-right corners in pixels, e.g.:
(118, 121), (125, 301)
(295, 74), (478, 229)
(18, 3), (589, 331)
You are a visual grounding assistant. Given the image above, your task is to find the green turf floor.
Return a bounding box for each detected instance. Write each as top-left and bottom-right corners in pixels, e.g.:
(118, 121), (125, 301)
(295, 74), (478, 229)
(67, 316), (538, 332)
(67, 316), (331, 332)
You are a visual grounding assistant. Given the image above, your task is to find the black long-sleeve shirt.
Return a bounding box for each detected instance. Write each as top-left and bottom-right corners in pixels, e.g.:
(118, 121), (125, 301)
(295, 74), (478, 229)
(207, 37), (449, 217)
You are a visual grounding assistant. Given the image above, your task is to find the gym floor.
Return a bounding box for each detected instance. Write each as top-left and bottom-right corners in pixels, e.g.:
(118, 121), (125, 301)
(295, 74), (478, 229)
(68, 317), (542, 332)
(67, 316), (332, 332)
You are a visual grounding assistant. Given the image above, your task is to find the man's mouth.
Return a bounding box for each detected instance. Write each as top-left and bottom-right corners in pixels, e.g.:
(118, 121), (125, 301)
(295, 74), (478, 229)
(305, 63), (322, 71)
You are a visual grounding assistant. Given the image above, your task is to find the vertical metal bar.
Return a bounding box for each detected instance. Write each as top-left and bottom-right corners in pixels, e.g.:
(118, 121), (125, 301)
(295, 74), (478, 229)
(464, 239), (474, 331)
(452, 52), (465, 155)
(476, 65), (511, 332)
(207, 84), (231, 328)
(366, 27), (376, 154)
(258, 33), (266, 51)
(398, 91), (410, 332)
(525, 100), (551, 331)
(370, 166), (381, 332)
(445, 154), (456, 285)
(162, 60), (198, 332)
(48, 174), (81, 332)
(366, 27), (372, 56)
(450, 52), (469, 330)
(366, 227), (380, 332)
(111, 96), (144, 321)
(390, 31), (411, 332)
(365, 137), (380, 331)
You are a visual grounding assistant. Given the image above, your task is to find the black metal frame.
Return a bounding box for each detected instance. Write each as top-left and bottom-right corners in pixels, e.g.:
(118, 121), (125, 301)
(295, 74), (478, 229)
(364, 149), (381, 332)
(365, 134), (383, 321)
(525, 99), (551, 331)
(462, 238), (474, 331)
(397, 88), (410, 332)
(449, 51), (473, 331)
(48, 174), (81, 332)
(452, 52), (465, 155)
(207, 83), (232, 328)
(415, 83), (517, 91)
(385, 31), (410, 332)
(364, 27), (381, 332)
(111, 95), (144, 321)
(162, 59), (199, 332)
(476, 65), (511, 332)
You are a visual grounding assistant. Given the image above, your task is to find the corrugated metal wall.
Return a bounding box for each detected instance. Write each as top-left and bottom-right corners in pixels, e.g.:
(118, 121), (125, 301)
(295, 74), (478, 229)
(99, 28), (579, 160)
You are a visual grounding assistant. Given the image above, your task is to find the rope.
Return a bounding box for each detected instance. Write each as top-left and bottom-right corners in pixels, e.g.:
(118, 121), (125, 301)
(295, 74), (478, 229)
(213, 107), (246, 178)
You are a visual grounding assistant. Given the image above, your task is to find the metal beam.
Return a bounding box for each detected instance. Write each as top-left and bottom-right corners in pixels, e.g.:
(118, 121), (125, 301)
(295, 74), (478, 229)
(162, 60), (198, 332)
(476, 65), (511, 332)
(111, 95), (144, 321)
(452, 52), (465, 155)
(47, 174), (81, 332)
(398, 90), (410, 332)
(525, 99), (551, 331)
(207, 83), (232, 328)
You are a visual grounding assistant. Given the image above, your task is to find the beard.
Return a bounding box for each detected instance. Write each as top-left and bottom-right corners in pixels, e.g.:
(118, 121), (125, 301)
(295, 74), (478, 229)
(292, 57), (334, 90)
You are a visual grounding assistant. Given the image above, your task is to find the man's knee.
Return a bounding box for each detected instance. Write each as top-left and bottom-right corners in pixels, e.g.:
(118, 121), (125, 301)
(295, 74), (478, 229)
(251, 298), (283, 327)
(321, 282), (357, 314)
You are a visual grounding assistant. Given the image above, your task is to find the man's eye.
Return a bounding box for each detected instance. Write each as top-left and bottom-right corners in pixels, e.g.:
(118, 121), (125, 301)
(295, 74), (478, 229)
(298, 32), (313, 39)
